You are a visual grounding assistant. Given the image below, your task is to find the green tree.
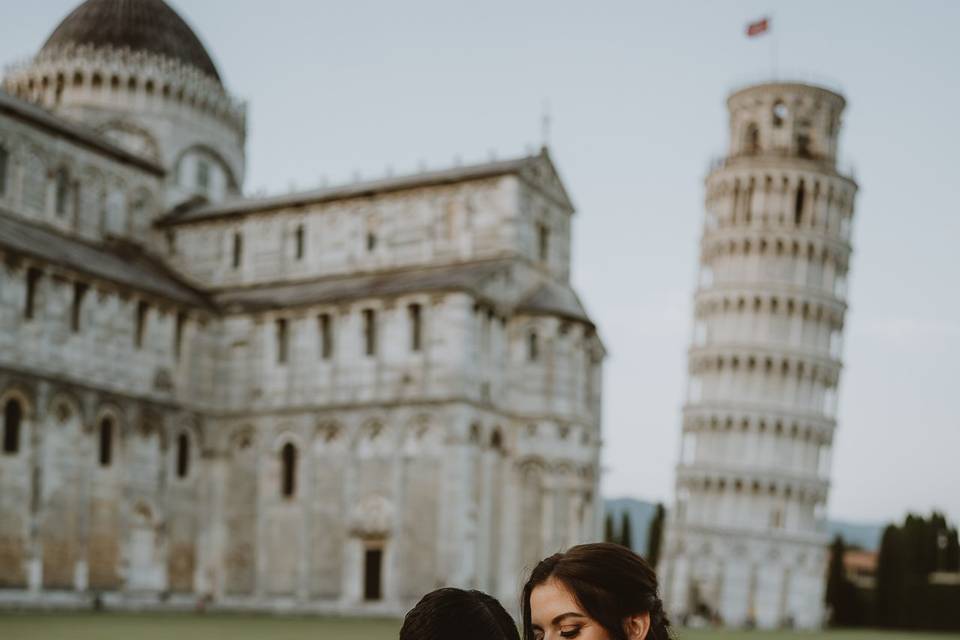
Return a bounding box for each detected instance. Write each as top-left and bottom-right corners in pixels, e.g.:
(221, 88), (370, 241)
(620, 511), (633, 550)
(945, 527), (960, 572)
(825, 535), (861, 627)
(876, 524), (907, 628)
(646, 502), (666, 568)
(604, 512), (616, 544)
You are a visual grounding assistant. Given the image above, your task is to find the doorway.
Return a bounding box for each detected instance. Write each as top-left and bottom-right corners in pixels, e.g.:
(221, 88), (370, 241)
(363, 547), (383, 601)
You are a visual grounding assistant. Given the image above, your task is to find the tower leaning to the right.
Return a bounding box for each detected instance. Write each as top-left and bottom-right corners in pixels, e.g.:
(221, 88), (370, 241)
(659, 82), (857, 630)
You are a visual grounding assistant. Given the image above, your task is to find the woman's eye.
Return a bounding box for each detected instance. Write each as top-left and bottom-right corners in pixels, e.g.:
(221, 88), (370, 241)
(560, 628), (582, 639)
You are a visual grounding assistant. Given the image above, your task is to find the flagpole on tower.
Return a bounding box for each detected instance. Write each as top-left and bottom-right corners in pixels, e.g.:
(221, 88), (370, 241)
(745, 15), (775, 80)
(770, 12), (778, 80)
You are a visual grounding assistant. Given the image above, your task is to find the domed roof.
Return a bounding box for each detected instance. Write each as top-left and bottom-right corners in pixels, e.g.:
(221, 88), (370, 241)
(41, 0), (222, 83)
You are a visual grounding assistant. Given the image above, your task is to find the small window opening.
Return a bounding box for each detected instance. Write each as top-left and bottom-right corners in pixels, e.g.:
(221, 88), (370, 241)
(276, 318), (288, 364)
(772, 101), (788, 128)
(3, 399), (22, 454)
(176, 433), (190, 478)
(538, 223), (549, 263)
(409, 303), (422, 352)
(318, 313), (333, 360)
(745, 123), (760, 154)
(55, 168), (70, 216)
(99, 417), (114, 467)
(281, 442), (297, 498)
(294, 224), (305, 260)
(135, 301), (149, 349)
(528, 330), (539, 361)
(363, 309), (377, 356)
(0, 145), (8, 196)
(71, 282), (87, 333)
(794, 182), (806, 226)
(366, 231), (377, 252)
(232, 232), (243, 269)
(25, 268), (42, 320)
(796, 133), (812, 158)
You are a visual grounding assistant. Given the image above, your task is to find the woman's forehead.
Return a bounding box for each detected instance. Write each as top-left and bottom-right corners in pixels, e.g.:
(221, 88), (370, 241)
(530, 578), (583, 619)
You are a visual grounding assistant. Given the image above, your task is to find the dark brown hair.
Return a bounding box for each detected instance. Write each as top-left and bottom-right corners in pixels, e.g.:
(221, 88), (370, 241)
(401, 587), (520, 640)
(521, 543), (672, 640)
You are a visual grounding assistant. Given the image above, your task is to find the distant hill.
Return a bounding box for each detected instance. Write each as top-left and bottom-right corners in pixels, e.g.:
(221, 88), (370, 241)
(826, 519), (884, 551)
(604, 498), (885, 553)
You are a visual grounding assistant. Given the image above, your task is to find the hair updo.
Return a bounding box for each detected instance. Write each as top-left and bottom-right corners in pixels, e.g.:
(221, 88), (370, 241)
(401, 587), (520, 640)
(521, 543), (672, 640)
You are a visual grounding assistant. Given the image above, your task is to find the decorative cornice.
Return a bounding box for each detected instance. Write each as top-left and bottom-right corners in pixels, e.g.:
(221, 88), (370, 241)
(3, 44), (246, 134)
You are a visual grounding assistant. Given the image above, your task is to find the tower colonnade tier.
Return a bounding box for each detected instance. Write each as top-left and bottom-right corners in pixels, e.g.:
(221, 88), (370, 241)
(660, 82), (858, 630)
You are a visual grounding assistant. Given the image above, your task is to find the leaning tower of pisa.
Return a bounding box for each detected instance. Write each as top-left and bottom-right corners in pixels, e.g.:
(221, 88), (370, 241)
(659, 82), (857, 630)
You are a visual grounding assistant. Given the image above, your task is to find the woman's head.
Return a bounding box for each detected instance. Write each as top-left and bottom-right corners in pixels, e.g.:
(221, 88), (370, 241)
(400, 587), (520, 640)
(521, 543), (671, 640)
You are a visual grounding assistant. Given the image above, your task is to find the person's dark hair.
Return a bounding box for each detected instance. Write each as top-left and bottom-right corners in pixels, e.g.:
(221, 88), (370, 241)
(401, 587), (520, 640)
(521, 543), (672, 640)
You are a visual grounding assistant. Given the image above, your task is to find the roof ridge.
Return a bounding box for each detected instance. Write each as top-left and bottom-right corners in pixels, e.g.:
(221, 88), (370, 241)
(158, 150), (544, 226)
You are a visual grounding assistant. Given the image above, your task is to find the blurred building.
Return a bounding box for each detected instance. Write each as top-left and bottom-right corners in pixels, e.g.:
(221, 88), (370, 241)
(842, 549), (877, 590)
(0, 0), (604, 613)
(659, 81), (858, 629)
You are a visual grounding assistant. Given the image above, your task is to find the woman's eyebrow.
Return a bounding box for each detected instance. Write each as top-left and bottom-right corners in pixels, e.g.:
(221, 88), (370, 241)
(551, 612), (587, 624)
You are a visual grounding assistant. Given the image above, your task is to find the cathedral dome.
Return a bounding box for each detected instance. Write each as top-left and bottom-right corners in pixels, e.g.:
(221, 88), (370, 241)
(40, 0), (222, 84)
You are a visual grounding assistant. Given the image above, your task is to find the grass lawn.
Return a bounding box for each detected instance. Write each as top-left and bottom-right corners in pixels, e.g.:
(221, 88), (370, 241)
(1, 613), (959, 640)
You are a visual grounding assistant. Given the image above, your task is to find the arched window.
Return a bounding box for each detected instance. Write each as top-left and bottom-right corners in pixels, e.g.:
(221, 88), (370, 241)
(731, 179), (740, 219)
(3, 398), (22, 454)
(363, 309), (377, 356)
(281, 442), (297, 498)
(528, 330), (539, 361)
(772, 101), (788, 128)
(294, 224), (305, 260)
(744, 123), (760, 154)
(537, 223), (549, 263)
(796, 133), (812, 158)
(794, 181), (806, 226)
(54, 168), (70, 216)
(99, 417), (114, 467)
(176, 433), (190, 479)
(232, 231), (243, 269)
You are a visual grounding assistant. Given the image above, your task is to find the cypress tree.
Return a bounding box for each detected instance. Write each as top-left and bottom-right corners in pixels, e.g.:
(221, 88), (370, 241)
(945, 527), (960, 572)
(647, 502), (666, 568)
(876, 524), (907, 628)
(620, 511), (633, 550)
(825, 535), (850, 626)
(604, 512), (616, 544)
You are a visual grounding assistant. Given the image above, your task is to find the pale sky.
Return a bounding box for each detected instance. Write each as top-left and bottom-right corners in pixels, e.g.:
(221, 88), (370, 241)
(3, 0), (958, 526)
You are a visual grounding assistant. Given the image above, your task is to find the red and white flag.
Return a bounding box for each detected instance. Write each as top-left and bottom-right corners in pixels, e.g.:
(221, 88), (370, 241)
(746, 17), (770, 37)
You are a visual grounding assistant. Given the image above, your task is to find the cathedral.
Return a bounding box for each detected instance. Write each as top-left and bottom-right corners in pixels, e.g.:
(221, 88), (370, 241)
(0, 0), (604, 613)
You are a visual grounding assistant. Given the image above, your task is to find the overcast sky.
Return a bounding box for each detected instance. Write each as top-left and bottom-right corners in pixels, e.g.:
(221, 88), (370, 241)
(4, 0), (958, 527)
